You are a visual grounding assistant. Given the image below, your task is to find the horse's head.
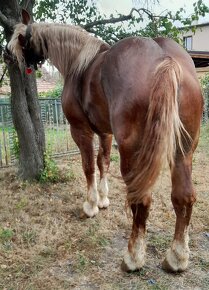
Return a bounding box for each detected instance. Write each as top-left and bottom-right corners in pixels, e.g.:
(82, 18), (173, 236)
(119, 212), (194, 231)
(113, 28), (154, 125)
(7, 9), (45, 73)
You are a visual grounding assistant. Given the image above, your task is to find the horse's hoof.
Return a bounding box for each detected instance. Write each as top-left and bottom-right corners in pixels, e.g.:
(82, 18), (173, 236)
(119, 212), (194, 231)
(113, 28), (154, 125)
(121, 249), (145, 272)
(98, 197), (110, 209)
(121, 259), (133, 272)
(121, 258), (143, 273)
(162, 248), (189, 273)
(83, 201), (99, 217)
(162, 258), (177, 272)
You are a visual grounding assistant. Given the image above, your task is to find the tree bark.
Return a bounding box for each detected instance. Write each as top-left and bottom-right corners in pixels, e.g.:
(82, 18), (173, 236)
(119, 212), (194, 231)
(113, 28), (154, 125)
(0, 0), (45, 180)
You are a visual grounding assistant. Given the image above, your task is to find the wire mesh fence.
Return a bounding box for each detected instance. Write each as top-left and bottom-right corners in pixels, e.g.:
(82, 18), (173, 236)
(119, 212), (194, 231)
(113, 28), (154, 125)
(0, 93), (208, 168)
(0, 101), (14, 167)
(0, 98), (79, 167)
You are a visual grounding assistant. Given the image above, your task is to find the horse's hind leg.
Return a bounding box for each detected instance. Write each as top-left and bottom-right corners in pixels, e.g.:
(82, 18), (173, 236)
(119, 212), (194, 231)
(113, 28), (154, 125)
(97, 133), (112, 208)
(118, 140), (152, 271)
(70, 126), (99, 217)
(162, 152), (196, 272)
(121, 196), (152, 271)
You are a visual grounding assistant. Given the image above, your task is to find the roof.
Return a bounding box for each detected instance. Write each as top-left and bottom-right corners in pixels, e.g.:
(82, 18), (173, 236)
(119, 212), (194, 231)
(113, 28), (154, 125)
(179, 22), (209, 31)
(188, 50), (209, 67)
(188, 22), (209, 28)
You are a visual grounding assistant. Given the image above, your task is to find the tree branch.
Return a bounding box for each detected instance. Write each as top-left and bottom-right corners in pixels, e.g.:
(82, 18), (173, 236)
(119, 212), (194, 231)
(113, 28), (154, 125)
(0, 66), (7, 86)
(84, 14), (133, 30)
(20, 0), (35, 11)
(0, 10), (10, 28)
(87, 27), (119, 44)
(83, 8), (153, 30)
(84, 7), (172, 30)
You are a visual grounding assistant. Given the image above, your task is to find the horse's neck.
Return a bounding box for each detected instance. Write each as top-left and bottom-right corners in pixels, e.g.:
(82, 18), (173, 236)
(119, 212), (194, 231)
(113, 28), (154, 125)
(41, 25), (105, 78)
(46, 35), (81, 77)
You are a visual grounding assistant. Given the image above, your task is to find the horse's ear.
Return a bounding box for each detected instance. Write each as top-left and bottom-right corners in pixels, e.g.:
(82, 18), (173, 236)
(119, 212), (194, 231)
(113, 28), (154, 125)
(21, 9), (30, 25)
(18, 34), (26, 47)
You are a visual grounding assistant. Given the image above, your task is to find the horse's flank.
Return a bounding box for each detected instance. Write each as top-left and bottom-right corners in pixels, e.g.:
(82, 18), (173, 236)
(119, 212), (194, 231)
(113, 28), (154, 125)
(8, 22), (107, 77)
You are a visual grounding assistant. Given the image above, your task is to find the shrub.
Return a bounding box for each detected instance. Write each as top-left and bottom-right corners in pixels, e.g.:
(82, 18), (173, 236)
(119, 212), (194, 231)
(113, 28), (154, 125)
(39, 83), (63, 99)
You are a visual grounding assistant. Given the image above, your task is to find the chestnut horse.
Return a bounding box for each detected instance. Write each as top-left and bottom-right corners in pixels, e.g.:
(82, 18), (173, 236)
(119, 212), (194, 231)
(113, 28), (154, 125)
(8, 10), (203, 272)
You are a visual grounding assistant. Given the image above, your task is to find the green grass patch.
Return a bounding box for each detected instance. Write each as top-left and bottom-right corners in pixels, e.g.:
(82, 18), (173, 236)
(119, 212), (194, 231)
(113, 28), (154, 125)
(0, 228), (14, 243)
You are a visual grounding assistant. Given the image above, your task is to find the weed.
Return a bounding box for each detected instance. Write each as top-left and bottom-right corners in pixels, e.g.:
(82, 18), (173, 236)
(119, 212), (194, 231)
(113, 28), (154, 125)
(12, 129), (20, 159)
(87, 221), (99, 236)
(39, 151), (70, 183)
(39, 151), (59, 183)
(98, 236), (109, 247)
(22, 230), (37, 246)
(67, 168), (76, 181)
(76, 252), (89, 272)
(0, 228), (14, 243)
(64, 241), (72, 251)
(2, 240), (13, 251)
(110, 154), (119, 162)
(15, 197), (28, 210)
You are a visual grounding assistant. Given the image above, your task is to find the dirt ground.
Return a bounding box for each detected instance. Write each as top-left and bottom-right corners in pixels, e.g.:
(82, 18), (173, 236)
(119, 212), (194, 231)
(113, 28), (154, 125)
(0, 129), (209, 290)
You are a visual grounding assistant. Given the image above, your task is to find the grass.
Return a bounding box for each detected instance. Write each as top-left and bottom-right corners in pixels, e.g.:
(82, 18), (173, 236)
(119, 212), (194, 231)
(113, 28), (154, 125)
(110, 153), (120, 162)
(0, 126), (208, 289)
(0, 126), (77, 166)
(148, 233), (172, 252)
(0, 228), (14, 243)
(198, 122), (209, 151)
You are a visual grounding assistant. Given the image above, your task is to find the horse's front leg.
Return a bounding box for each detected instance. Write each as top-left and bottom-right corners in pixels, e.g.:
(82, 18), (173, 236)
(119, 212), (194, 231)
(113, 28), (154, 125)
(97, 133), (112, 209)
(70, 126), (99, 217)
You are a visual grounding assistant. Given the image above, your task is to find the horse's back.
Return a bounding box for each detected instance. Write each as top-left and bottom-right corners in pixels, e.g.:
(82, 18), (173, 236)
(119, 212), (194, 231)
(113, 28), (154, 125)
(102, 37), (164, 103)
(102, 36), (199, 100)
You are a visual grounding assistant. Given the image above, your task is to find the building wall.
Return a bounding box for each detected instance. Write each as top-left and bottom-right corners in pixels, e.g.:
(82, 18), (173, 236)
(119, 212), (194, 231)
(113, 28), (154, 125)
(182, 24), (209, 51)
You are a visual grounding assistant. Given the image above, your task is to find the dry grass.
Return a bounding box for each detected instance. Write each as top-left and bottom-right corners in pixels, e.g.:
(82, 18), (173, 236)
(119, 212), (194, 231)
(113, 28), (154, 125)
(0, 130), (209, 289)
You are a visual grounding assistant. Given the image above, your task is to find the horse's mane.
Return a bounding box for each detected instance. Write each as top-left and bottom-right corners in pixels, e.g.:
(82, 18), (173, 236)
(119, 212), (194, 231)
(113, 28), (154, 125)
(8, 23), (27, 66)
(8, 22), (106, 77)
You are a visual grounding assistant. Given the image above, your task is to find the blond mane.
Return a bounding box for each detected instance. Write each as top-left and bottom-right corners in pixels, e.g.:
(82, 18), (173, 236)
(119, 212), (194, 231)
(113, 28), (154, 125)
(8, 22), (106, 78)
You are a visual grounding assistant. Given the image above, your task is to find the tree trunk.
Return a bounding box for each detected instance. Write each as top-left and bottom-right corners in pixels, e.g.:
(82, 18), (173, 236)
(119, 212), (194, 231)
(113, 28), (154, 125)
(0, 0), (45, 180)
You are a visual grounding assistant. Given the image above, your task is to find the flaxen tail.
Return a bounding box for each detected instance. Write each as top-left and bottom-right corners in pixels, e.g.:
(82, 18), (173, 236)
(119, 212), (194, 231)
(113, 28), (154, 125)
(126, 56), (190, 206)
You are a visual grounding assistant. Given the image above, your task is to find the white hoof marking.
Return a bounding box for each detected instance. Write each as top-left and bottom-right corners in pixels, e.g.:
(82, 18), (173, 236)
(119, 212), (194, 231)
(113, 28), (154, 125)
(98, 196), (110, 209)
(83, 201), (99, 217)
(98, 176), (109, 208)
(123, 237), (146, 271)
(163, 229), (190, 272)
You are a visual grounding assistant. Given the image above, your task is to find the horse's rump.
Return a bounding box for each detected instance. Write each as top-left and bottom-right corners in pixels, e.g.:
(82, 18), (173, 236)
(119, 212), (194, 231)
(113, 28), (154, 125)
(101, 37), (201, 205)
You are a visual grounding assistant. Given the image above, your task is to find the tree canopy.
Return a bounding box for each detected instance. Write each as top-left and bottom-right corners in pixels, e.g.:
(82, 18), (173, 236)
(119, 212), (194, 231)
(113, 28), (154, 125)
(0, 0), (209, 48)
(33, 0), (209, 44)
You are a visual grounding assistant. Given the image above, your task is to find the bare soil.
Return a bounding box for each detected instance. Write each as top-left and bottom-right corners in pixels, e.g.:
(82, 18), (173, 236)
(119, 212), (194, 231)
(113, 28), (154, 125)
(0, 138), (209, 290)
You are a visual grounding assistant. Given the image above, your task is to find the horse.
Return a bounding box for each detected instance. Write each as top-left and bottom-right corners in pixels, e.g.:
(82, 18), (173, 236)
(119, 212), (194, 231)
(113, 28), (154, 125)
(8, 9), (203, 272)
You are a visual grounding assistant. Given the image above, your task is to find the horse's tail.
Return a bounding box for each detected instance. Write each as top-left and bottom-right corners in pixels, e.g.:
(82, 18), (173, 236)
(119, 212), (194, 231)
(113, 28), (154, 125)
(126, 56), (190, 206)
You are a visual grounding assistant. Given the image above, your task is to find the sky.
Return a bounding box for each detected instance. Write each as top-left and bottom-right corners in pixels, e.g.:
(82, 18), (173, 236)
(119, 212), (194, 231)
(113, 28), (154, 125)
(98, 0), (209, 23)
